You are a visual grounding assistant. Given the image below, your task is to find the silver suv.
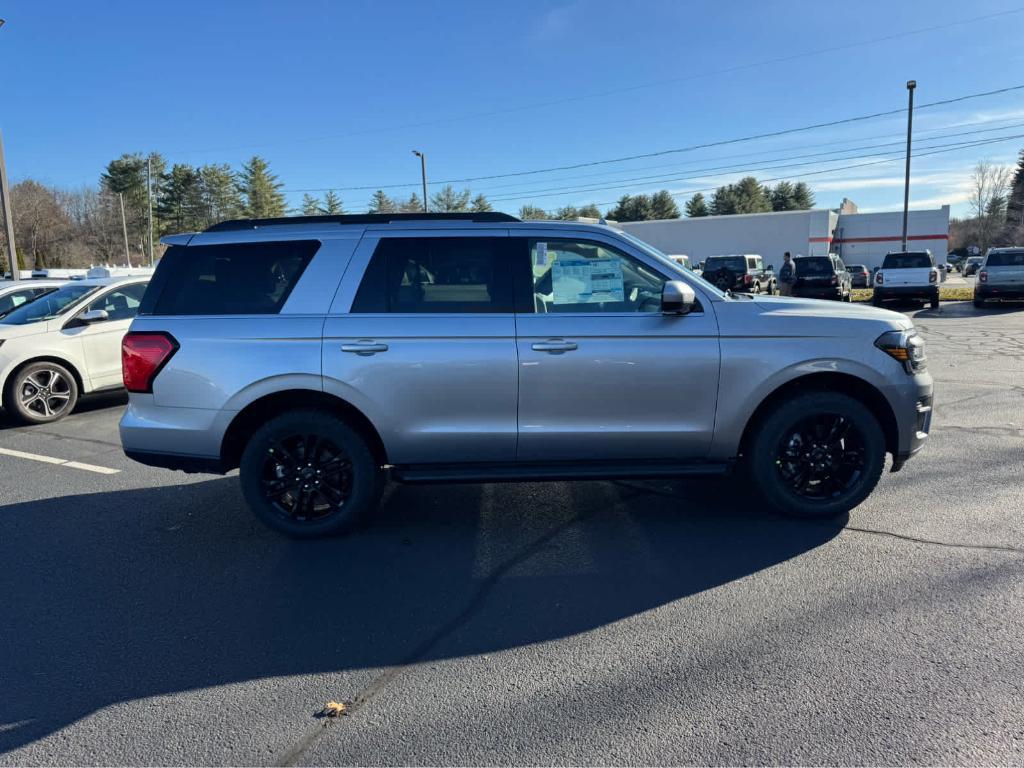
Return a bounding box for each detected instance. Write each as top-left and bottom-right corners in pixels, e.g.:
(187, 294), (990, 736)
(120, 213), (933, 537)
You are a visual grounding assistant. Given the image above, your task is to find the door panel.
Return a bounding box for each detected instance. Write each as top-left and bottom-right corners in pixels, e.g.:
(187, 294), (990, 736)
(514, 233), (721, 462)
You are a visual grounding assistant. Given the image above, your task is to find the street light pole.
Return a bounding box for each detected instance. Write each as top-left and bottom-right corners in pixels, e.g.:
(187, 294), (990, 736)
(0, 128), (20, 281)
(412, 150), (428, 212)
(901, 80), (916, 252)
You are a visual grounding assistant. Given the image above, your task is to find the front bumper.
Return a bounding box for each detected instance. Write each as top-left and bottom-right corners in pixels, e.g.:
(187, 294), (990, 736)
(891, 382), (933, 471)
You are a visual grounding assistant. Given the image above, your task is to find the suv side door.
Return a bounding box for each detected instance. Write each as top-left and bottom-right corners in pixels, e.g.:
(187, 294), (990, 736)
(514, 231), (721, 462)
(323, 232), (519, 465)
(65, 282), (148, 390)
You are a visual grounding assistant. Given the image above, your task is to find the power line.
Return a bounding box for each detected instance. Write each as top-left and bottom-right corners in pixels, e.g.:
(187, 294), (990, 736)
(295, 83), (1024, 192)
(178, 7), (1024, 157)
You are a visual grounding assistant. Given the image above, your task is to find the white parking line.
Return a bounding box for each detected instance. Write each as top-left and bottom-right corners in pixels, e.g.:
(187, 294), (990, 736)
(0, 447), (120, 475)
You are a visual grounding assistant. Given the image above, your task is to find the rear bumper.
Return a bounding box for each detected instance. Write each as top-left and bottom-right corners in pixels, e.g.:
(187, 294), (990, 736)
(874, 286), (939, 300)
(119, 395), (231, 472)
(793, 285), (844, 300)
(124, 449), (224, 474)
(976, 285), (1024, 299)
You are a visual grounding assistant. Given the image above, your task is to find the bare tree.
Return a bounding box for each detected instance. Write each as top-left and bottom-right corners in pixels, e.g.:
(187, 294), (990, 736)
(9, 180), (73, 269)
(968, 161), (1012, 253)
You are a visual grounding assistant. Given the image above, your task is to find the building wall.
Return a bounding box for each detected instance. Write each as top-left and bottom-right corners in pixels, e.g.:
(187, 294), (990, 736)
(833, 205), (949, 269)
(618, 205), (949, 271)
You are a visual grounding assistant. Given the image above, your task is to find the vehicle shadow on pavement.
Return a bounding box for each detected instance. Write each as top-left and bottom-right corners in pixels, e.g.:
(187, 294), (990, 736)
(0, 476), (843, 752)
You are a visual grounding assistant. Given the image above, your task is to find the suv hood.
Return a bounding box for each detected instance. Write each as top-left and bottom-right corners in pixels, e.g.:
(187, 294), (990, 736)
(735, 294), (913, 333)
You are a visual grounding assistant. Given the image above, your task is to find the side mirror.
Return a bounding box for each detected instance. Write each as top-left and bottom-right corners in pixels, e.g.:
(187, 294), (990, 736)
(661, 280), (696, 315)
(79, 309), (109, 324)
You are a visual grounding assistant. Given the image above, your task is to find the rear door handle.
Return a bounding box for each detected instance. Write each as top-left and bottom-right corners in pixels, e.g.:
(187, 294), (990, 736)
(341, 341), (389, 355)
(531, 339), (578, 353)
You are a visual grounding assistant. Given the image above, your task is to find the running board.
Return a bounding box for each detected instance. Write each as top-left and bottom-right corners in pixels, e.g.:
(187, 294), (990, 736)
(391, 461), (730, 485)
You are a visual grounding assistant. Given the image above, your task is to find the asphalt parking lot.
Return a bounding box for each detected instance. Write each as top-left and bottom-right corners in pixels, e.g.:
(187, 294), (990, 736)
(2, 300), (1023, 766)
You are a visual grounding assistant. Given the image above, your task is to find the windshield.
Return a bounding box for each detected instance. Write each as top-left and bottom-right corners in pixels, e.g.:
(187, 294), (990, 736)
(987, 251), (1024, 267)
(615, 230), (727, 298)
(795, 257), (833, 276)
(704, 256), (746, 272)
(0, 284), (99, 325)
(882, 252), (932, 269)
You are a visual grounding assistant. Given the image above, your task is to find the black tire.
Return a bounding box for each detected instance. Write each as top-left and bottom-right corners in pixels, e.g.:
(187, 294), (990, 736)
(4, 360), (79, 424)
(239, 409), (383, 538)
(930, 295), (940, 310)
(871, 295), (884, 307)
(746, 391), (885, 519)
(974, 297), (986, 309)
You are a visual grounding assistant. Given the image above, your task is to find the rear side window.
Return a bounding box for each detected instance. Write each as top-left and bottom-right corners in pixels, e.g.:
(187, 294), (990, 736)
(351, 237), (514, 313)
(142, 241), (319, 315)
(987, 250), (1024, 267)
(882, 252), (933, 269)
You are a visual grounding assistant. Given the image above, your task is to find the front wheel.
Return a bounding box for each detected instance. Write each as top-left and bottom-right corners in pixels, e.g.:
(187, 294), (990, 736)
(4, 361), (79, 424)
(974, 297), (987, 308)
(930, 295), (940, 310)
(240, 410), (383, 538)
(746, 391), (886, 519)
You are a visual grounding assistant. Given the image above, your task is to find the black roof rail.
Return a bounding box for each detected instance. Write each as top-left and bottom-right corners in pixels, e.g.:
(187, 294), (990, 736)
(204, 212), (520, 232)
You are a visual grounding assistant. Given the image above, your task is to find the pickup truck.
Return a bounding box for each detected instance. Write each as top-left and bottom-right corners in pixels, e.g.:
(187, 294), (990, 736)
(872, 251), (940, 309)
(975, 247), (1024, 307)
(702, 254), (777, 295)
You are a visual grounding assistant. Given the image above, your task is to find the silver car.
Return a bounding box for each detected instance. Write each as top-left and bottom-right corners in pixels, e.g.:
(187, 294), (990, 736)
(120, 213), (933, 537)
(975, 247), (1024, 307)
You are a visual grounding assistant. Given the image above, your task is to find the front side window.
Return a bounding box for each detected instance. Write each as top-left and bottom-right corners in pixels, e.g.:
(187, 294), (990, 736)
(530, 238), (665, 314)
(351, 237), (514, 313)
(87, 283), (148, 321)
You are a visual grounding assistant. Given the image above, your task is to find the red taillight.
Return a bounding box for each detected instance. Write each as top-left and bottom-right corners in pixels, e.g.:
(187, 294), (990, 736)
(122, 332), (178, 393)
(831, 274), (838, 285)
(876, 272), (884, 285)
(979, 270), (988, 283)
(743, 274), (753, 284)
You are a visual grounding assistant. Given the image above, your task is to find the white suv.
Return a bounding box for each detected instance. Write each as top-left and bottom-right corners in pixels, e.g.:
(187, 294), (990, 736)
(0, 276), (149, 423)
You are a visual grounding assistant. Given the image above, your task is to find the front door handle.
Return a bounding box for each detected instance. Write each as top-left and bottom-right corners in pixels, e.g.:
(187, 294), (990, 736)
(341, 341), (389, 355)
(531, 339), (578, 353)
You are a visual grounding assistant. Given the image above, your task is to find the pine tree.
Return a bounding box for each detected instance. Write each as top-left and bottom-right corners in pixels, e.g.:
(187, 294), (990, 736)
(607, 194), (653, 222)
(770, 181), (798, 211)
(238, 155), (286, 218)
(322, 190), (344, 214)
(577, 203), (601, 218)
(792, 182), (815, 210)
(101, 152), (166, 248)
(649, 190), (680, 219)
(685, 193), (709, 217)
(399, 192), (424, 212)
(733, 177), (771, 213)
(158, 164), (204, 233)
(368, 189), (397, 214)
(300, 193), (322, 216)
(519, 204), (549, 220)
(710, 186), (737, 215)
(1006, 148), (1024, 226)
(470, 193), (492, 212)
(197, 163), (241, 227)
(431, 184), (471, 212)
(554, 205), (579, 220)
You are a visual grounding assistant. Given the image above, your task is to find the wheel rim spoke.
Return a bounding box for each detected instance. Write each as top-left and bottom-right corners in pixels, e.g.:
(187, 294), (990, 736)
(261, 432), (353, 523)
(774, 412), (866, 500)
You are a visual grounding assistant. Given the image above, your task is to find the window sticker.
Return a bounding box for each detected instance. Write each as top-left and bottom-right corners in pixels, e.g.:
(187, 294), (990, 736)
(534, 241), (548, 268)
(552, 256), (624, 305)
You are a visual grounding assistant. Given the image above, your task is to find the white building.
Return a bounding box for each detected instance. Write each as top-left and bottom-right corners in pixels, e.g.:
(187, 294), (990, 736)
(618, 204), (950, 271)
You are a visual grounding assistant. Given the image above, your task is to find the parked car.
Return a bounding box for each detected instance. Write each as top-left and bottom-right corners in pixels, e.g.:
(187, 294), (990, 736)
(872, 251), (940, 309)
(975, 247), (1024, 307)
(792, 255), (853, 301)
(701, 254), (777, 294)
(120, 213), (932, 537)
(963, 256), (984, 277)
(0, 280), (65, 319)
(0, 276), (150, 423)
(846, 264), (871, 288)
(668, 254), (692, 270)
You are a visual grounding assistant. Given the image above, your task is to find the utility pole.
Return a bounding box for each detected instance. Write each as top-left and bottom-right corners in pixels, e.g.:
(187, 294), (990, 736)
(0, 128), (19, 281)
(119, 193), (131, 266)
(412, 150), (428, 212)
(146, 156), (154, 266)
(901, 80), (916, 251)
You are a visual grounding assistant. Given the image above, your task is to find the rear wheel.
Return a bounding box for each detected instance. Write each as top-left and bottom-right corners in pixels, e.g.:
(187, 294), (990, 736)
(4, 361), (79, 424)
(746, 391), (885, 519)
(930, 294), (940, 309)
(973, 296), (987, 309)
(240, 410), (383, 538)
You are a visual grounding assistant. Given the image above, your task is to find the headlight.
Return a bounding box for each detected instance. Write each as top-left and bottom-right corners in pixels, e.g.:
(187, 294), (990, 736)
(875, 329), (926, 374)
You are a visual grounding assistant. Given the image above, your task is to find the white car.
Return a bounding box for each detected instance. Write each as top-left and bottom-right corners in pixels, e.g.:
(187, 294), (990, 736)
(0, 276), (149, 423)
(0, 280), (66, 320)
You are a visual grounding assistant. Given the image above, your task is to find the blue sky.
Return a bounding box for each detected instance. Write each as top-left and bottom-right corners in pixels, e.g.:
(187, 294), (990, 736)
(3, 0), (1024, 217)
